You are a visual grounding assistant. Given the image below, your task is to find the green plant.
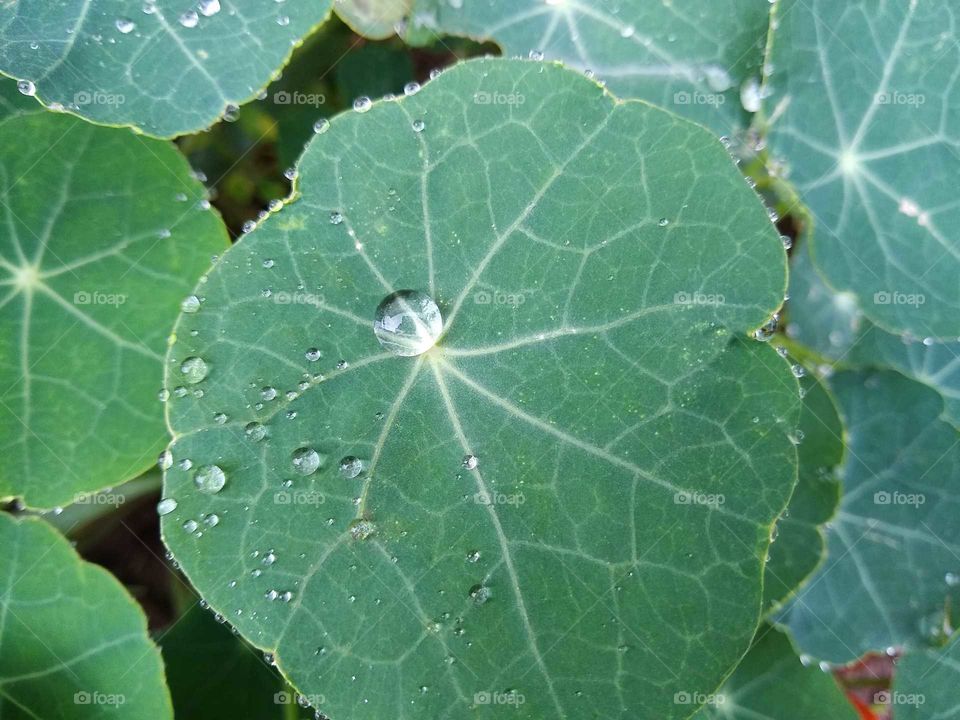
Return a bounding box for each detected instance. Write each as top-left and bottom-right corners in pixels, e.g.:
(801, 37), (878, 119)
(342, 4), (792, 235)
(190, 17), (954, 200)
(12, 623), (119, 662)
(0, 2), (956, 718)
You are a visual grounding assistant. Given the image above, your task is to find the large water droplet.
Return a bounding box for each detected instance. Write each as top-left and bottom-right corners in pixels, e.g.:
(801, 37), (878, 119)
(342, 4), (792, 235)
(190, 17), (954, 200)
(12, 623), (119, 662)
(291, 447), (322, 475)
(180, 356), (208, 383)
(245, 421), (267, 441)
(198, 0), (221, 16)
(194, 464), (227, 494)
(157, 498), (178, 515)
(373, 290), (442, 356)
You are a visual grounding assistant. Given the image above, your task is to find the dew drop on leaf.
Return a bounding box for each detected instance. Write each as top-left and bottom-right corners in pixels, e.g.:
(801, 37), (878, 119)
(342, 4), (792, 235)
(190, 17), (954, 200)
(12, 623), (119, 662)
(373, 290), (442, 356)
(339, 456), (363, 479)
(17, 79), (35, 96)
(245, 421), (267, 441)
(291, 447), (322, 475)
(180, 356), (208, 384)
(179, 9), (199, 27)
(349, 519), (376, 540)
(157, 498), (178, 516)
(198, 0), (221, 16)
(462, 454), (478, 470)
(469, 584), (491, 605)
(181, 294), (201, 313)
(194, 464), (227, 494)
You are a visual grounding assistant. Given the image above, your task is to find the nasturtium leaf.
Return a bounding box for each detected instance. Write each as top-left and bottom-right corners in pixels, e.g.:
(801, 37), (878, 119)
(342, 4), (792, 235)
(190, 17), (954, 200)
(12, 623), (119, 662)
(764, 0), (960, 339)
(891, 634), (960, 719)
(693, 625), (858, 719)
(401, 0), (771, 135)
(0, 0), (336, 137)
(788, 240), (960, 430)
(763, 373), (843, 612)
(161, 604), (312, 719)
(0, 513), (172, 718)
(0, 110), (228, 510)
(779, 369), (960, 663)
(161, 58), (800, 719)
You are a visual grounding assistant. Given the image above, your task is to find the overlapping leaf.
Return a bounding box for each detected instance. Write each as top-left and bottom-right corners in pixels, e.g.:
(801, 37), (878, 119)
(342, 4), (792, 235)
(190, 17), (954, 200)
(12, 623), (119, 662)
(0, 104), (227, 509)
(401, 0), (771, 135)
(0, 513), (171, 718)
(0, 0), (335, 137)
(694, 625), (858, 719)
(160, 58), (799, 719)
(763, 373), (843, 612)
(891, 635), (960, 719)
(161, 604), (312, 719)
(788, 240), (960, 429)
(778, 369), (960, 663)
(765, 0), (960, 339)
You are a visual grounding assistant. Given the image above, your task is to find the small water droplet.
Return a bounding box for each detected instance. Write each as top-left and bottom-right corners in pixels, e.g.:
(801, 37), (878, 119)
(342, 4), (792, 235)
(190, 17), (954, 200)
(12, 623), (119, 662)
(116, 17), (136, 33)
(157, 450), (173, 470)
(349, 518), (376, 540)
(179, 9), (199, 27)
(203, 513), (220, 527)
(261, 386), (277, 401)
(198, 0), (221, 16)
(403, 82), (421, 96)
(305, 347), (322, 362)
(353, 96), (372, 113)
(373, 290), (442, 357)
(17, 79), (36, 96)
(462, 454), (478, 470)
(313, 118), (330, 134)
(412, 119), (425, 132)
(183, 519), (199, 532)
(466, 550), (481, 563)
(180, 356), (208, 383)
(339, 456), (363, 479)
(469, 584), (491, 605)
(194, 464), (227, 494)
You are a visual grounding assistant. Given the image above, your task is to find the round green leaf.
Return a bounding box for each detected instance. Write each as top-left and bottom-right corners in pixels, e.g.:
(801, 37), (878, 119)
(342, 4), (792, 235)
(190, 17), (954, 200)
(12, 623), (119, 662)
(402, 0), (772, 135)
(0, 513), (172, 718)
(778, 369), (960, 662)
(0, 1), (335, 137)
(161, 58), (799, 719)
(0, 108), (228, 510)
(765, 0), (960, 339)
